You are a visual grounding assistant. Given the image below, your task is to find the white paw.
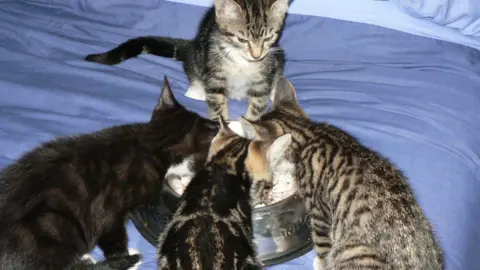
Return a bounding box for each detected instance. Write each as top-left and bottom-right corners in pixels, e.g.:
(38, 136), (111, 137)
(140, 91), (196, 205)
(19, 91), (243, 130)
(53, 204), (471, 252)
(127, 248), (141, 270)
(80, 254), (96, 264)
(185, 81), (206, 101)
(228, 121), (246, 137)
(313, 256), (324, 270)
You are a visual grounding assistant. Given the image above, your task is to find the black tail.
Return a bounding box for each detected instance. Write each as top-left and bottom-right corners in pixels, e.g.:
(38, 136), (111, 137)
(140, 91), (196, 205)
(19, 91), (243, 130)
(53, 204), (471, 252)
(85, 36), (191, 65)
(67, 254), (141, 270)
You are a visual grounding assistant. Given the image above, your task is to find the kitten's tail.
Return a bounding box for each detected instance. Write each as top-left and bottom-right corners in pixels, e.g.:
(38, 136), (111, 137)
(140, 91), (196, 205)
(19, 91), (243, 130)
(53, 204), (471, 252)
(85, 36), (191, 65)
(68, 254), (142, 270)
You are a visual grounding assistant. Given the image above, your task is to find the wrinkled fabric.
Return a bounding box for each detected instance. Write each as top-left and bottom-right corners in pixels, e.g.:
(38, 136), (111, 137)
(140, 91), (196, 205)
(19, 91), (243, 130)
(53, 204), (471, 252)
(169, 0), (480, 51)
(0, 1), (479, 270)
(397, 0), (480, 38)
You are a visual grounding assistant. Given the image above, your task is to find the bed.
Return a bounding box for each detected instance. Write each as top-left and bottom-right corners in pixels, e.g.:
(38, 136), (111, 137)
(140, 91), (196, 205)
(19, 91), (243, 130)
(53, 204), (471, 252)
(0, 0), (479, 269)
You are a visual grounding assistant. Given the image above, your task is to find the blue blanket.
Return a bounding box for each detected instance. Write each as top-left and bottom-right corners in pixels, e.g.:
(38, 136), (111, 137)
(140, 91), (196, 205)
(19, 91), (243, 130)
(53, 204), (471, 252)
(0, 1), (479, 269)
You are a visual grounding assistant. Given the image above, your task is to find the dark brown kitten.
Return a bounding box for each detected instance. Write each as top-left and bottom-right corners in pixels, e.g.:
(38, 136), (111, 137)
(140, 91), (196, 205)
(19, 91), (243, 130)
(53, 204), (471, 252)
(156, 118), (292, 270)
(0, 77), (219, 270)
(241, 77), (444, 270)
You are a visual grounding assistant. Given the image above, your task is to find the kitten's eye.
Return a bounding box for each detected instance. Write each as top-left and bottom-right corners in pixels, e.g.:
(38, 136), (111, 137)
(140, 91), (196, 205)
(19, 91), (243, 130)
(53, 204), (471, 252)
(237, 37), (249, 43)
(263, 36), (274, 42)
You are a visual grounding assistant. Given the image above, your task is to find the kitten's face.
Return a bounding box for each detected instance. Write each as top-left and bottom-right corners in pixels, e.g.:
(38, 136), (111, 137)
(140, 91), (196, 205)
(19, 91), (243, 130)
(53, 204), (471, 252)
(208, 118), (291, 183)
(151, 77), (220, 167)
(214, 0), (288, 61)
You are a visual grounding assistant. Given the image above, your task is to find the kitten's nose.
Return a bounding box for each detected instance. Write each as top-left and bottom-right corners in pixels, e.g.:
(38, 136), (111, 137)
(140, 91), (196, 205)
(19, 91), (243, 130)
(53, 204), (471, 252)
(249, 46), (263, 59)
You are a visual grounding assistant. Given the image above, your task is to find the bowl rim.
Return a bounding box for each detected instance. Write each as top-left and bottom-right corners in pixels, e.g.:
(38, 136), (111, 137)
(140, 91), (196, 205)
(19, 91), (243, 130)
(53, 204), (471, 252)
(166, 180), (302, 212)
(253, 190), (301, 212)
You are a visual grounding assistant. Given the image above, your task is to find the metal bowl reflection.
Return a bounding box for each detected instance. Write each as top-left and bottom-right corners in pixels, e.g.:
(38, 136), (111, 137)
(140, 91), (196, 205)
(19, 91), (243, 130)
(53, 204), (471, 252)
(131, 183), (312, 266)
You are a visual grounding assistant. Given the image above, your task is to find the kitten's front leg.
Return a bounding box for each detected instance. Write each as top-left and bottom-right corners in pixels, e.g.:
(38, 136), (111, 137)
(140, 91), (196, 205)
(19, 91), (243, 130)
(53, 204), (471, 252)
(97, 219), (129, 258)
(205, 78), (229, 121)
(246, 90), (270, 121)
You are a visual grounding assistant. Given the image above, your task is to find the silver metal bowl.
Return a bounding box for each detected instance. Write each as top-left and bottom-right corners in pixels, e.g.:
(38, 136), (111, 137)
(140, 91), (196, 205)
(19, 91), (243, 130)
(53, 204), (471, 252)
(131, 182), (313, 266)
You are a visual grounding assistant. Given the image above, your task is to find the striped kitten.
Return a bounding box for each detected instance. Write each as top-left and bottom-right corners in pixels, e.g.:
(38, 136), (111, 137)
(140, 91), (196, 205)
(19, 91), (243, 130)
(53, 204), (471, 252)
(241, 77), (444, 270)
(156, 118), (292, 270)
(85, 0), (288, 121)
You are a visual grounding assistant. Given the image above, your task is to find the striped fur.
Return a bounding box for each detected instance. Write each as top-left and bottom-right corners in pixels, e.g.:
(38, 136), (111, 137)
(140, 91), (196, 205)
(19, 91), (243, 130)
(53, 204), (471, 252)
(84, 0), (288, 121)
(156, 119), (291, 270)
(241, 77), (444, 270)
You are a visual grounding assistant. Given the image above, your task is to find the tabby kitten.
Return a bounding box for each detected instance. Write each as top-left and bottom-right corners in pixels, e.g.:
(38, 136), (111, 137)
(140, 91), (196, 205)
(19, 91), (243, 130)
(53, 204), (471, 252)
(241, 77), (444, 270)
(84, 0), (288, 121)
(0, 77), (219, 270)
(156, 118), (292, 270)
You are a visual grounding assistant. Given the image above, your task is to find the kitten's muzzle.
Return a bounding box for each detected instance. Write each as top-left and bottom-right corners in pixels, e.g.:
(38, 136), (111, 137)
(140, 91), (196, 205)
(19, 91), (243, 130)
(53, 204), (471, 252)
(249, 45), (264, 60)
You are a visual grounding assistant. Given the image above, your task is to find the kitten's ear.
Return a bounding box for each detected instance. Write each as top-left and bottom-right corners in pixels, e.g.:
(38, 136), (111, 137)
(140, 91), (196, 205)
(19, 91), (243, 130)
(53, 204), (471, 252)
(267, 134), (292, 166)
(155, 76), (179, 111)
(272, 76), (298, 109)
(270, 0), (289, 18)
(240, 117), (270, 141)
(219, 116), (235, 136)
(214, 0), (243, 22)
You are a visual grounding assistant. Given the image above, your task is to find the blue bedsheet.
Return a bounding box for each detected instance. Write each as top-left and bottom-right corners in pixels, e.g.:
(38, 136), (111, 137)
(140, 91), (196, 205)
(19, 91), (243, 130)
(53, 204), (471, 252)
(0, 0), (479, 269)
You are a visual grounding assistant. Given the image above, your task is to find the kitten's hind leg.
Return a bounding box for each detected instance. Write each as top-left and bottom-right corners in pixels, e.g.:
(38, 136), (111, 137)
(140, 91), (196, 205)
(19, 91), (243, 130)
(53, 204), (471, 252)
(97, 219), (129, 258)
(245, 94), (269, 121)
(327, 240), (386, 270)
(310, 207), (332, 270)
(314, 255), (325, 270)
(126, 249), (142, 270)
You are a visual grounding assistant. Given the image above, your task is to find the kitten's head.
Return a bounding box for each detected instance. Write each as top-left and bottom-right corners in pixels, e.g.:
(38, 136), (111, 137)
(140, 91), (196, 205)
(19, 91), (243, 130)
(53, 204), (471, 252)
(214, 0), (289, 61)
(207, 117), (292, 187)
(150, 76), (220, 167)
(240, 76), (308, 141)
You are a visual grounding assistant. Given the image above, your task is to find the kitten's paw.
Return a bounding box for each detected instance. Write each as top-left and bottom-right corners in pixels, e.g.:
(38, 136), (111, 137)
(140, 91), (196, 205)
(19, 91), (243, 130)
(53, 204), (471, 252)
(80, 254), (96, 264)
(102, 253), (142, 270)
(185, 82), (206, 101)
(128, 248), (140, 256)
(313, 256), (325, 270)
(227, 121), (246, 137)
(127, 249), (142, 270)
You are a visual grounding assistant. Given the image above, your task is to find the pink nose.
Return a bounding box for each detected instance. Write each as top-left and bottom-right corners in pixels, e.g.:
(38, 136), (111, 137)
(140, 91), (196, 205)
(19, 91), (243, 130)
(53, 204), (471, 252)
(249, 46), (263, 59)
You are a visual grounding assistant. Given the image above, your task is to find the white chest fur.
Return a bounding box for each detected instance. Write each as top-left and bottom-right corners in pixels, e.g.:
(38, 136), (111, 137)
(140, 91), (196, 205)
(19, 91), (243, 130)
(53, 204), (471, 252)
(183, 47), (265, 101)
(223, 51), (263, 100)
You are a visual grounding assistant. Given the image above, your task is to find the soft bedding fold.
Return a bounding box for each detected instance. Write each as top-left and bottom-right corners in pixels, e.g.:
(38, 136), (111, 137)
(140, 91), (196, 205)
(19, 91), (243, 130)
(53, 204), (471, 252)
(0, 1), (479, 269)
